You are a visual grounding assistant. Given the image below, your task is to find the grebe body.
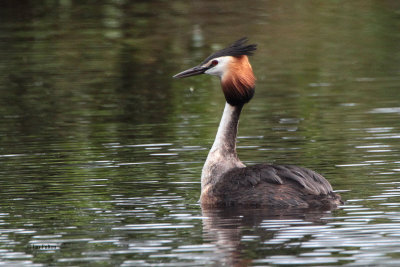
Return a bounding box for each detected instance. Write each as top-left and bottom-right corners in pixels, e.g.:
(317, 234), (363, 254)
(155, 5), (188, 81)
(173, 38), (341, 208)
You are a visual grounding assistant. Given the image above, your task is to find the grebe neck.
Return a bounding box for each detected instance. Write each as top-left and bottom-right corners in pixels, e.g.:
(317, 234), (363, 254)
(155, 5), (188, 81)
(201, 103), (245, 190)
(211, 103), (242, 153)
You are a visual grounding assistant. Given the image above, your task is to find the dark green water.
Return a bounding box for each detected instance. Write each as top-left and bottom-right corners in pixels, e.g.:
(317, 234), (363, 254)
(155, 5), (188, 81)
(1, 0), (400, 266)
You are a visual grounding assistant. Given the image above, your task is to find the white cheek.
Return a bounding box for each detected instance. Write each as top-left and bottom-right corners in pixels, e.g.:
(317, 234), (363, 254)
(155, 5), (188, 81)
(204, 57), (231, 78)
(205, 66), (224, 77)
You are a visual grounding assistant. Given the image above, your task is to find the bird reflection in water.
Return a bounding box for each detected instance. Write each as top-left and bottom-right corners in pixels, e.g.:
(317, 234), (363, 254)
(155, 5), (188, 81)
(201, 207), (332, 267)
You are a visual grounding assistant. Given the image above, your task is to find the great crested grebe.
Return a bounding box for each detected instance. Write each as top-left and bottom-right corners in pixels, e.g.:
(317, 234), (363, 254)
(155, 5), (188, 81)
(173, 38), (341, 208)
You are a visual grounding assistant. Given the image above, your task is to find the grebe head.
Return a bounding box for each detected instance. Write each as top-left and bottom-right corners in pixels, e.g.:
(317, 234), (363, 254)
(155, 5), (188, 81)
(173, 37), (257, 106)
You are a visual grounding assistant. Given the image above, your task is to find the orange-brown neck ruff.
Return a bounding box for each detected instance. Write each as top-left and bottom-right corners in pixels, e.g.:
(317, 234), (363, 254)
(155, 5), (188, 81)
(221, 55), (255, 106)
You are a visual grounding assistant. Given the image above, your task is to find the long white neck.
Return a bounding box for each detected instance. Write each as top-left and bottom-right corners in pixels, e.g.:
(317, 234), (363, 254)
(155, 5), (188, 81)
(211, 103), (242, 153)
(201, 103), (245, 190)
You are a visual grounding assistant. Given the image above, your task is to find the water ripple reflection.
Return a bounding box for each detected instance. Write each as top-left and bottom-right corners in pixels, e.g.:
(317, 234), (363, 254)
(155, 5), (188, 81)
(1, 0), (400, 265)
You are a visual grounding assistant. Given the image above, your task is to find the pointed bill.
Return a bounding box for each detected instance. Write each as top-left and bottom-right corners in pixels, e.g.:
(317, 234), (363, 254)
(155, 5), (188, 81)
(173, 65), (209, 78)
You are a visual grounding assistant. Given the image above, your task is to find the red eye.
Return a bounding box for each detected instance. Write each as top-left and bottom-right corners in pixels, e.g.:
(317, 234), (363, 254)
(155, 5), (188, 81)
(211, 60), (218, 66)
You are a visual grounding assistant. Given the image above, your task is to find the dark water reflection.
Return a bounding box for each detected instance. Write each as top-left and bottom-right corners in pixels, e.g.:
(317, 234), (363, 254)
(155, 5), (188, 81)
(1, 0), (400, 266)
(202, 207), (334, 266)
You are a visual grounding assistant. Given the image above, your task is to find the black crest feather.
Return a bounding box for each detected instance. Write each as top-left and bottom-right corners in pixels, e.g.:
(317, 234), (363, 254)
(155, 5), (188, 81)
(201, 37), (257, 64)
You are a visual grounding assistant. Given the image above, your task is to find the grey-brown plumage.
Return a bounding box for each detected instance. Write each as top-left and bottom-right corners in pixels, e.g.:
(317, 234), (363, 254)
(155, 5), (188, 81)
(173, 38), (342, 209)
(202, 163), (341, 208)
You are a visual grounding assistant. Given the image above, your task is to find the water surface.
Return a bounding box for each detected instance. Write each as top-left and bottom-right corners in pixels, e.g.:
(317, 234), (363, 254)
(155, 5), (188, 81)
(1, 0), (400, 266)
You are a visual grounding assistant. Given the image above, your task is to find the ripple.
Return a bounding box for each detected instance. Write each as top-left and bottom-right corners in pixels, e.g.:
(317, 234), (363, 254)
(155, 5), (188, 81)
(172, 244), (215, 253)
(112, 223), (194, 230)
(149, 153), (178, 156)
(57, 257), (110, 263)
(336, 163), (371, 167)
(254, 256), (339, 265)
(0, 154), (28, 158)
(369, 107), (400, 114)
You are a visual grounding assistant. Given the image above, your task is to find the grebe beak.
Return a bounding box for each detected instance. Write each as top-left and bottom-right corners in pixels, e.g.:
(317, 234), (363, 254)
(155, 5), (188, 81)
(173, 65), (209, 78)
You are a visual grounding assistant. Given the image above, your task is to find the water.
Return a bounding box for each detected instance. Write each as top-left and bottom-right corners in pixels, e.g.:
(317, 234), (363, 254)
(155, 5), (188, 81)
(0, 0), (400, 266)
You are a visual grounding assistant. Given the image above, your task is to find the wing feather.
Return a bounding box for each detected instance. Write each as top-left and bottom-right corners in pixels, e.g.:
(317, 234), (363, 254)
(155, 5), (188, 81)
(221, 163), (333, 195)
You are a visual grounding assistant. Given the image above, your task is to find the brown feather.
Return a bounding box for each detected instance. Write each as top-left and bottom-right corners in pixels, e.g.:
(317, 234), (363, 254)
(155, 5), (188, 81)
(200, 164), (342, 208)
(221, 56), (256, 106)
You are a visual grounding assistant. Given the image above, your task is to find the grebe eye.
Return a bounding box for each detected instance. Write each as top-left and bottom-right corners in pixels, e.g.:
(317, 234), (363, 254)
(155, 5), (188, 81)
(211, 60), (218, 66)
